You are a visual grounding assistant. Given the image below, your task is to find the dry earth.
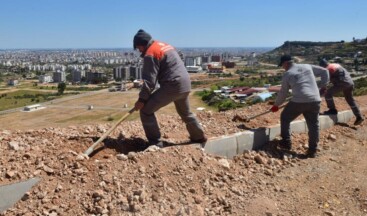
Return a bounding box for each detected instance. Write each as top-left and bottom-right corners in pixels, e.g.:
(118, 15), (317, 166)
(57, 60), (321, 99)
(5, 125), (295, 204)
(1, 96), (367, 216)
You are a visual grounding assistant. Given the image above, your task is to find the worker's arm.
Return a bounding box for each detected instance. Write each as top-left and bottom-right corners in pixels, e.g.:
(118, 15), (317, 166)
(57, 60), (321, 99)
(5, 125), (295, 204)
(274, 74), (290, 107)
(138, 56), (160, 103)
(311, 65), (329, 89)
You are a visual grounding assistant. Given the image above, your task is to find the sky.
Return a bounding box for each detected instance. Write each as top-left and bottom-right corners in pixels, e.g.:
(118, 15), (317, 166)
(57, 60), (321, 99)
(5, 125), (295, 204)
(0, 0), (366, 49)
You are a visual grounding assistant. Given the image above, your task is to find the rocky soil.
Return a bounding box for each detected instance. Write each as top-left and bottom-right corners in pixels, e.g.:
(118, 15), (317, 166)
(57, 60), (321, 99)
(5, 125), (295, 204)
(1, 96), (367, 216)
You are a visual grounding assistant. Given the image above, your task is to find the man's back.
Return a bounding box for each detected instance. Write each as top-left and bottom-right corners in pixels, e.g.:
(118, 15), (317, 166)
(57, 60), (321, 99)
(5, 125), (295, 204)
(143, 40), (191, 92)
(283, 64), (321, 103)
(327, 63), (353, 86)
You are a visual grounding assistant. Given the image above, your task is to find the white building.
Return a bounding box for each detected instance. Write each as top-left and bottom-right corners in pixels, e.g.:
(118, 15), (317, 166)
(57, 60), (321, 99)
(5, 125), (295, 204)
(23, 104), (45, 112)
(185, 56), (203, 66)
(186, 66), (203, 73)
(113, 66), (130, 80)
(185, 57), (196, 66)
(129, 65), (142, 79)
(39, 75), (53, 83)
(53, 71), (66, 83)
(8, 79), (19, 86)
(71, 70), (85, 82)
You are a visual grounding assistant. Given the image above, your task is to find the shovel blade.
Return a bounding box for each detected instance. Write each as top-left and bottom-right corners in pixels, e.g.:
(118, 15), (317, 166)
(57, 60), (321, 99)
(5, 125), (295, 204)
(0, 177), (40, 213)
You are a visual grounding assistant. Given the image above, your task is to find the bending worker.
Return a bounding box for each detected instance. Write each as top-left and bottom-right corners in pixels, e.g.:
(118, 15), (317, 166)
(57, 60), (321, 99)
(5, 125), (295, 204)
(319, 59), (364, 125)
(270, 55), (329, 158)
(132, 29), (207, 147)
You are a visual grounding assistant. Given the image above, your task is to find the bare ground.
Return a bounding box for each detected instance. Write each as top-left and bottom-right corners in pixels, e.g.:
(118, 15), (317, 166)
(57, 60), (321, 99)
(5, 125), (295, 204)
(1, 95), (367, 215)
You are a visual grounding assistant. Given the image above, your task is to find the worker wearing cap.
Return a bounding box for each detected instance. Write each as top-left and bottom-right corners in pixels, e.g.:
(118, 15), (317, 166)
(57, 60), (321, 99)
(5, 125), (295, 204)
(270, 55), (329, 158)
(132, 29), (207, 147)
(319, 59), (364, 125)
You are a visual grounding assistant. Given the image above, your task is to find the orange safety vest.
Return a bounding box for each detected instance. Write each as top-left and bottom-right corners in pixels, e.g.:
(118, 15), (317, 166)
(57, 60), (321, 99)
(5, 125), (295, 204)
(326, 63), (341, 75)
(145, 41), (175, 61)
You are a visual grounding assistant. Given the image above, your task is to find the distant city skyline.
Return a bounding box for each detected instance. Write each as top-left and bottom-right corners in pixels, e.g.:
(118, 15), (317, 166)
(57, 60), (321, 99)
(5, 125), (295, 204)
(1, 0), (367, 49)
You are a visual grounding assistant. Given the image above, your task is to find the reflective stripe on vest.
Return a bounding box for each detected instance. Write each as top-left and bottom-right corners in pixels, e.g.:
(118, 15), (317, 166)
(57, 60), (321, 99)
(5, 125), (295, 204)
(145, 41), (174, 61)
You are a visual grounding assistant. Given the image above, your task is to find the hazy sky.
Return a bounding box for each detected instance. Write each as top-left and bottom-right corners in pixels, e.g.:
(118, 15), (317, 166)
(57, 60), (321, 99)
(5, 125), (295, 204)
(1, 0), (366, 49)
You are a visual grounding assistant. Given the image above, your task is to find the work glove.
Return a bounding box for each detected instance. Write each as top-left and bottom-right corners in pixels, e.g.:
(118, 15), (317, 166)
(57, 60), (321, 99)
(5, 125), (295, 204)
(319, 87), (327, 96)
(270, 105), (279, 112)
(134, 101), (145, 111)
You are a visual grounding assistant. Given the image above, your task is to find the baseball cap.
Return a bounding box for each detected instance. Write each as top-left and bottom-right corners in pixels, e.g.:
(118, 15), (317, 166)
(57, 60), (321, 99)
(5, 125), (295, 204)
(278, 55), (292, 67)
(319, 59), (328, 67)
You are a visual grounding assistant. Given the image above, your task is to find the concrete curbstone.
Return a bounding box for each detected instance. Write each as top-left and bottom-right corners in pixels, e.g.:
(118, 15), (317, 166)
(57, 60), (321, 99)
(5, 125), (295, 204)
(319, 115), (336, 130)
(340, 110), (354, 122)
(235, 131), (254, 155)
(267, 124), (281, 140)
(290, 120), (306, 133)
(202, 110), (355, 158)
(203, 135), (238, 158)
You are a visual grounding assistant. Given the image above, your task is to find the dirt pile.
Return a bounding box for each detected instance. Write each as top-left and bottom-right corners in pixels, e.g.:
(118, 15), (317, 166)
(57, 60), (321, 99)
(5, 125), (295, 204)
(1, 96), (367, 215)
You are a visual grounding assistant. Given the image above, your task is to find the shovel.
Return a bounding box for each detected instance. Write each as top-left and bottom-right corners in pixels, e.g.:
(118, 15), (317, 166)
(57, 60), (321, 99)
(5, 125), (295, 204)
(233, 103), (287, 123)
(83, 108), (135, 156)
(0, 177), (40, 213)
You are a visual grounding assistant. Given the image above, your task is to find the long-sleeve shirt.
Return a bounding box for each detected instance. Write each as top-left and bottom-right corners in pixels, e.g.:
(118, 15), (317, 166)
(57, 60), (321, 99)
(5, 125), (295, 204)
(138, 40), (191, 103)
(275, 63), (329, 106)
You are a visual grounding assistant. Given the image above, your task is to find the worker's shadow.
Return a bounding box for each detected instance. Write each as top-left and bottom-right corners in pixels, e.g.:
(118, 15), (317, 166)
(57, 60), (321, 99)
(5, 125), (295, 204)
(335, 122), (358, 130)
(236, 124), (320, 159)
(237, 123), (254, 130)
(89, 134), (198, 157)
(260, 139), (310, 160)
(90, 134), (150, 156)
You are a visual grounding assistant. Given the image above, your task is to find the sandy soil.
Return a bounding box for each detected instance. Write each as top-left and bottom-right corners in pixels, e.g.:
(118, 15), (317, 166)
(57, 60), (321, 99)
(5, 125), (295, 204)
(1, 95), (367, 215)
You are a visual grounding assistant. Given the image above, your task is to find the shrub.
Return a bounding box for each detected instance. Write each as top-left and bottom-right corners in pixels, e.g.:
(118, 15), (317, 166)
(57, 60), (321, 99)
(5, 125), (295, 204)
(107, 115), (114, 121)
(218, 99), (237, 111)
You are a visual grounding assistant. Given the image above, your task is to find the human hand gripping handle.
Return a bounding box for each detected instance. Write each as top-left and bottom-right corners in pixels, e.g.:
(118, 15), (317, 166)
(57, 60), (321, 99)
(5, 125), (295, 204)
(270, 105), (279, 112)
(134, 101), (145, 111)
(319, 87), (327, 96)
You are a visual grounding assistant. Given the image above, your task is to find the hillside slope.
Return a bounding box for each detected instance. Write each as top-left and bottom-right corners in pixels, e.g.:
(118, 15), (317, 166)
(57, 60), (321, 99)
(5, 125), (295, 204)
(1, 96), (367, 215)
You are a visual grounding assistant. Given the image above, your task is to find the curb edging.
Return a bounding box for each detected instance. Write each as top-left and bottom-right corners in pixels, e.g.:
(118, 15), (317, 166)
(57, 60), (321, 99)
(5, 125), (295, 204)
(203, 110), (353, 158)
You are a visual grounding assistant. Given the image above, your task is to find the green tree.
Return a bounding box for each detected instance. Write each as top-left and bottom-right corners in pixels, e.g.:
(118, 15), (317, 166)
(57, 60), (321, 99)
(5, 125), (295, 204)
(57, 82), (66, 95)
(218, 99), (237, 111)
(66, 73), (73, 82)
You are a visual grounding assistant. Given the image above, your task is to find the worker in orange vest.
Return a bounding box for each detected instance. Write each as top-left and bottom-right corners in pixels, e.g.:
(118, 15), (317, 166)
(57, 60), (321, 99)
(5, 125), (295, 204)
(133, 29), (207, 147)
(319, 59), (364, 125)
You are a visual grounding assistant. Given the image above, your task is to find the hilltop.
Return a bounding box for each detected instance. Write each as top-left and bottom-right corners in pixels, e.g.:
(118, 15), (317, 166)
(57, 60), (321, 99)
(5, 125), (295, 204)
(260, 39), (367, 70)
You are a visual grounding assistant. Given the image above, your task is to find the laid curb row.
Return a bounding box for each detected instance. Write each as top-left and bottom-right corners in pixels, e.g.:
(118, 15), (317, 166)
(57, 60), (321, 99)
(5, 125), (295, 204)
(202, 110), (354, 158)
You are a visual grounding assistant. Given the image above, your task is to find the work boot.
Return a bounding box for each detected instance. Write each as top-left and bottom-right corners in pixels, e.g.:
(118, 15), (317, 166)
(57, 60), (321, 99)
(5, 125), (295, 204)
(322, 109), (338, 115)
(354, 116), (364, 125)
(190, 136), (208, 144)
(278, 140), (291, 151)
(306, 149), (318, 158)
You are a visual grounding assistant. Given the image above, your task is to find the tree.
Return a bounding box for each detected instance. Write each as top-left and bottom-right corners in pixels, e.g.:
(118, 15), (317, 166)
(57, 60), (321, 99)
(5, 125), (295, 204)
(66, 73), (73, 82)
(57, 82), (66, 95)
(354, 58), (359, 71)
